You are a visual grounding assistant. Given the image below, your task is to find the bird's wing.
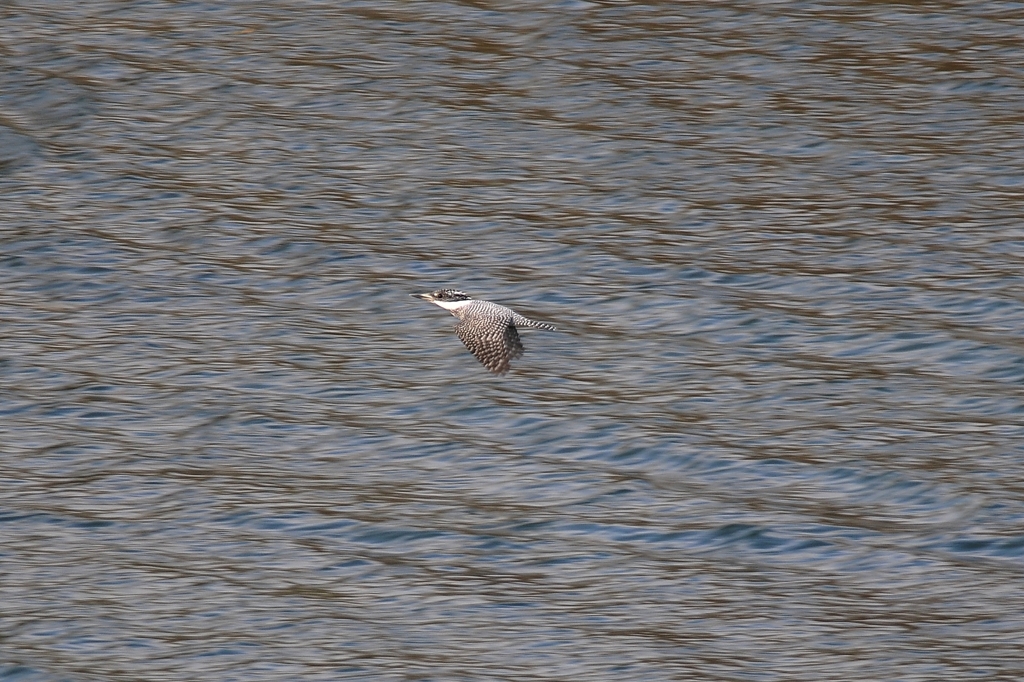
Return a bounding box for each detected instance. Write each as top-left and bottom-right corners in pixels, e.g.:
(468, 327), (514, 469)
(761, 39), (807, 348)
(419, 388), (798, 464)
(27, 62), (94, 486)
(455, 319), (524, 375)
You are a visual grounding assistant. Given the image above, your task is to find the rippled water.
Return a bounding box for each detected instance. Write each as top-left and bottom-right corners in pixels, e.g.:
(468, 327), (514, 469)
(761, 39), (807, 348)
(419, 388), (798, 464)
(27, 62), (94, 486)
(3, 1), (1024, 680)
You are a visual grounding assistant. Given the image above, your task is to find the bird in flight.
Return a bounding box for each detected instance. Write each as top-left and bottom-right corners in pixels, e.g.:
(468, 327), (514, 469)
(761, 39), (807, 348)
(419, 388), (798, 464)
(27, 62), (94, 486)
(411, 289), (557, 374)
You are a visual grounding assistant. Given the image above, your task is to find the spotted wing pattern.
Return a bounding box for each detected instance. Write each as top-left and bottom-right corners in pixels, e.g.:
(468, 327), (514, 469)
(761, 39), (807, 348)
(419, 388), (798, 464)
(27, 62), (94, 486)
(454, 314), (524, 375)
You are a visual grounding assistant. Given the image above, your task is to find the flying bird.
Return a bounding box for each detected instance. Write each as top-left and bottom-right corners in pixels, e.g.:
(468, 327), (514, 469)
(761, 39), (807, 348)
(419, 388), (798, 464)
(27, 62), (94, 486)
(411, 289), (557, 374)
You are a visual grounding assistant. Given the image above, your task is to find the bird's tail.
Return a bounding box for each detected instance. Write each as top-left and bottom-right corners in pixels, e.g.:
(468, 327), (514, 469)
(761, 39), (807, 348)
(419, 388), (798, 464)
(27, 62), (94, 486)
(513, 313), (557, 331)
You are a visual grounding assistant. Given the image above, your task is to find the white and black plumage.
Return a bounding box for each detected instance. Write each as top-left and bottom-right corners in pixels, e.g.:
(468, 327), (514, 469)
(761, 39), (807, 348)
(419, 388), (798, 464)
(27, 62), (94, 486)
(411, 289), (557, 375)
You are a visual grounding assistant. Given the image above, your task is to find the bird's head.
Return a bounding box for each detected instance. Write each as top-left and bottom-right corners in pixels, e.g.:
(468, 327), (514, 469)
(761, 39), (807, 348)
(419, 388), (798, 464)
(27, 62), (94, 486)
(411, 289), (473, 303)
(411, 288), (475, 312)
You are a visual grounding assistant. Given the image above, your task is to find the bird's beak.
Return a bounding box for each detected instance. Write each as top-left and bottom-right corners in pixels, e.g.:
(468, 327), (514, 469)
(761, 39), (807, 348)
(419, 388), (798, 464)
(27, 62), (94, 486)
(411, 293), (432, 300)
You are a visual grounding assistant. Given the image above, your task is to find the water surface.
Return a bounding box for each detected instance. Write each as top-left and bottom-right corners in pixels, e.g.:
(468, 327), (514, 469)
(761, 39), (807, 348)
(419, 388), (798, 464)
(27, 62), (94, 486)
(2, 1), (1024, 680)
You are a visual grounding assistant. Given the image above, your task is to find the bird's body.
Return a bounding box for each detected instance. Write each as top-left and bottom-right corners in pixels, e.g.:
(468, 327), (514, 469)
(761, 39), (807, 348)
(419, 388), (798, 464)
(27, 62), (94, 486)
(411, 289), (557, 374)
